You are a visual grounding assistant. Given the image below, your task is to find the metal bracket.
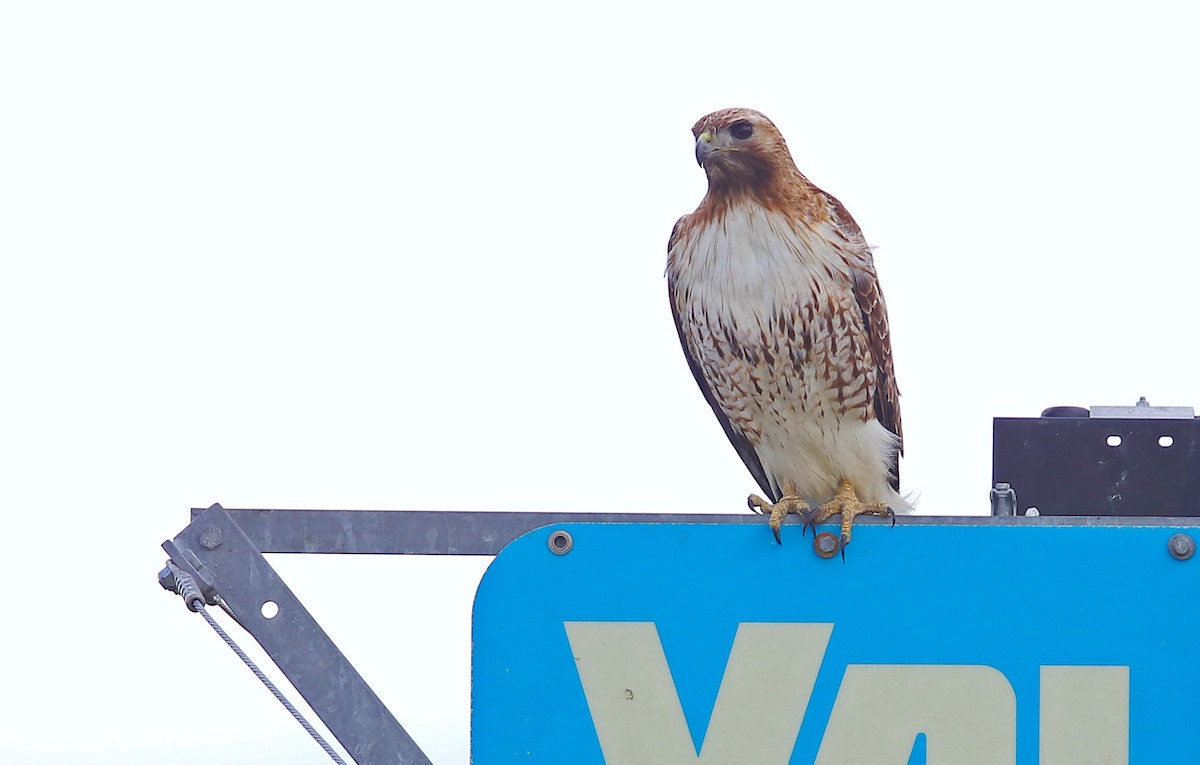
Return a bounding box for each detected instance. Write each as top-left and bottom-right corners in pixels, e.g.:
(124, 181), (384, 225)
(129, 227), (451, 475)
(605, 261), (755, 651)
(1089, 396), (1195, 419)
(188, 506), (808, 555)
(163, 505), (431, 765)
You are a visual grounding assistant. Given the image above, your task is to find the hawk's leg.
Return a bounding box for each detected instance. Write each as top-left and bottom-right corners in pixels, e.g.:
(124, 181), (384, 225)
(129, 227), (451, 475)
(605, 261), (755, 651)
(748, 480), (810, 545)
(810, 479), (894, 553)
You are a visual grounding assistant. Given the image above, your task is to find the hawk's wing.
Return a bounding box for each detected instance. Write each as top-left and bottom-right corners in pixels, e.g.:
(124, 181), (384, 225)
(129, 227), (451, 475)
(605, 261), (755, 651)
(826, 194), (903, 488)
(668, 215), (777, 502)
(851, 267), (901, 450)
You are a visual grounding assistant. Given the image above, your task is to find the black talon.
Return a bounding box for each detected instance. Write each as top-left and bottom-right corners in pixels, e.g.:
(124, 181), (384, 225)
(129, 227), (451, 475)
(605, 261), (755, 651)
(800, 508), (818, 538)
(887, 507), (896, 528)
(840, 532), (850, 562)
(773, 525), (783, 545)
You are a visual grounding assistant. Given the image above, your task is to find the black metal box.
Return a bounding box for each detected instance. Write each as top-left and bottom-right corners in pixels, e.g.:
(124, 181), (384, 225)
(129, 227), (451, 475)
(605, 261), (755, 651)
(992, 415), (1200, 516)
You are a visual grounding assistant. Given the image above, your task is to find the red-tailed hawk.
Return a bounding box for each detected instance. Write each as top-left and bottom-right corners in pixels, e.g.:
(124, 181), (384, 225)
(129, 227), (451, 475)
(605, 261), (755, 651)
(667, 107), (907, 548)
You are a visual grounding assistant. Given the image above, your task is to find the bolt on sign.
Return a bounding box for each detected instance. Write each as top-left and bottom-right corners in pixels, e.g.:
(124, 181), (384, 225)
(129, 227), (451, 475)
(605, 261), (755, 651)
(472, 522), (1198, 764)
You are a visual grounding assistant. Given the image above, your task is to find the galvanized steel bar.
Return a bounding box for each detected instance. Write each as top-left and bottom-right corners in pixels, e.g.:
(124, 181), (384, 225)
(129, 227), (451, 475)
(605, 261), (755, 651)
(189, 507), (777, 555)
(190, 507), (1200, 556)
(165, 505), (431, 765)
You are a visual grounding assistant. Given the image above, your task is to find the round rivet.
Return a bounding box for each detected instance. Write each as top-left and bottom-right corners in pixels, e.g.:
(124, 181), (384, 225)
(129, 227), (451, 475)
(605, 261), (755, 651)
(813, 531), (840, 559)
(1168, 533), (1194, 561)
(199, 525), (223, 550)
(548, 530), (573, 555)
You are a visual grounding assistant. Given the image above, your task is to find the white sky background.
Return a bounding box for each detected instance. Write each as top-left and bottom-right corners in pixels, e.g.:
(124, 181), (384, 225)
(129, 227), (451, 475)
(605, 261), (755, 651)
(3, 1), (1199, 762)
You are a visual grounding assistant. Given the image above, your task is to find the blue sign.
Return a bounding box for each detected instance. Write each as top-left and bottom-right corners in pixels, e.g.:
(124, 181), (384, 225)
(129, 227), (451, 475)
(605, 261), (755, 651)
(471, 521), (1200, 764)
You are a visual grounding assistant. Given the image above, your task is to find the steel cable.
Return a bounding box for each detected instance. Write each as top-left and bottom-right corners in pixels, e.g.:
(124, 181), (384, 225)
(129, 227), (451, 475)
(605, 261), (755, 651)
(165, 562), (348, 765)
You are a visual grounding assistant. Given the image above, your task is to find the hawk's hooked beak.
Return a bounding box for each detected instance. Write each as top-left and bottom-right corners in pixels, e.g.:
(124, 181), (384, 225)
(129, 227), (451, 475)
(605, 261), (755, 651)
(695, 130), (714, 167)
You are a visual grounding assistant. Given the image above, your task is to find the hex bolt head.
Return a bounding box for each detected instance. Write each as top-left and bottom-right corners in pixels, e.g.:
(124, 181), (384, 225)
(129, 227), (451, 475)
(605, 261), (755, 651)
(1169, 533), (1194, 561)
(548, 530), (573, 555)
(199, 525), (223, 550)
(813, 531), (840, 559)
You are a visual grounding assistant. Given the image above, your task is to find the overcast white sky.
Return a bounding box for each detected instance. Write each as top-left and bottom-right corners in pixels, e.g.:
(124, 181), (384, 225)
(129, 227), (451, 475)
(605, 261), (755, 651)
(3, 1), (1199, 763)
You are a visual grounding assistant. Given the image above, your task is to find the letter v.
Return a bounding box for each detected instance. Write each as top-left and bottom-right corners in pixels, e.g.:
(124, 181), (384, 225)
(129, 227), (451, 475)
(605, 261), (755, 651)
(565, 622), (833, 765)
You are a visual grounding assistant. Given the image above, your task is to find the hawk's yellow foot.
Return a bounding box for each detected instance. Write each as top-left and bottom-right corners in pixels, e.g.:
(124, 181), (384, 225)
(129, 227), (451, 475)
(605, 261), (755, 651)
(748, 480), (810, 545)
(810, 479), (894, 555)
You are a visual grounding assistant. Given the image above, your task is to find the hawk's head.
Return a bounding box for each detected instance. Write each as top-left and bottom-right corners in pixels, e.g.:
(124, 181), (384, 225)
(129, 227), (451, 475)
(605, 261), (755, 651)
(691, 108), (797, 193)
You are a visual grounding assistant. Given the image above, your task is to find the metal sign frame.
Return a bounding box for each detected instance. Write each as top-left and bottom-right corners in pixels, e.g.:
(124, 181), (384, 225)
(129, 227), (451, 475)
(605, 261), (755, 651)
(162, 506), (1200, 765)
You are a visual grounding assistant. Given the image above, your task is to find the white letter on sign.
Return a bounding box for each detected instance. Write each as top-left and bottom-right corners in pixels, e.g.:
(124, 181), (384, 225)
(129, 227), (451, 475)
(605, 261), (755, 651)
(814, 665), (1016, 765)
(565, 621), (833, 764)
(1040, 666), (1129, 765)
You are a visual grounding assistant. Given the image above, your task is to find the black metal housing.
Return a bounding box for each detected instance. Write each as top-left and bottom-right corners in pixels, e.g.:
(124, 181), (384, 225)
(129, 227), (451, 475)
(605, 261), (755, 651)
(992, 416), (1200, 516)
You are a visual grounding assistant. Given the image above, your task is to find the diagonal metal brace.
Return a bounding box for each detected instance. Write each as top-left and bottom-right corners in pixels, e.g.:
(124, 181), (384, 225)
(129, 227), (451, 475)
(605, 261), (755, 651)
(163, 504), (431, 765)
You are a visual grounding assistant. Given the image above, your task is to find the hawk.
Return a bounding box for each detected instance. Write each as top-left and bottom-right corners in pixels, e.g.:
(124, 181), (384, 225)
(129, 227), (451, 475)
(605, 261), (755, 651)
(667, 107), (907, 548)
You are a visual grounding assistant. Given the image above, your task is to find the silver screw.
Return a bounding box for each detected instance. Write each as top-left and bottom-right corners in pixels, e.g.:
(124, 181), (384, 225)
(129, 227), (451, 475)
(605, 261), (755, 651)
(548, 530), (573, 555)
(1169, 533), (1194, 561)
(199, 525), (223, 550)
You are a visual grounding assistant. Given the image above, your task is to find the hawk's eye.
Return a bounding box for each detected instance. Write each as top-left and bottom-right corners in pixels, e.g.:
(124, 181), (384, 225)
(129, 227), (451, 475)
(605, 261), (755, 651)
(729, 121), (753, 140)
